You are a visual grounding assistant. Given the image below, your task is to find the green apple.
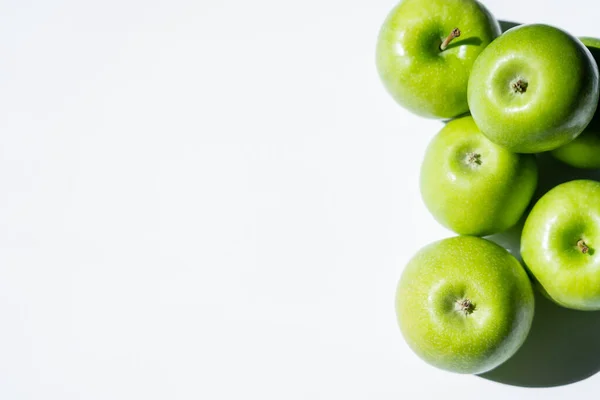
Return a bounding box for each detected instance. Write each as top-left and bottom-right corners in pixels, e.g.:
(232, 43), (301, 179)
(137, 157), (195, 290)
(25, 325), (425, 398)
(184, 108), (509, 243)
(376, 0), (500, 119)
(396, 236), (534, 374)
(420, 116), (537, 236)
(468, 24), (599, 153)
(521, 180), (600, 310)
(551, 37), (600, 168)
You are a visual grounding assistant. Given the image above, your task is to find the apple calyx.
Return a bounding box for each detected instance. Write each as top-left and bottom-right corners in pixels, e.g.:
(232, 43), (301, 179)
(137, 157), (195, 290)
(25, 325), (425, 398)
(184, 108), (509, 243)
(577, 239), (590, 254)
(440, 28), (461, 51)
(455, 298), (475, 315)
(465, 152), (482, 167)
(512, 79), (528, 94)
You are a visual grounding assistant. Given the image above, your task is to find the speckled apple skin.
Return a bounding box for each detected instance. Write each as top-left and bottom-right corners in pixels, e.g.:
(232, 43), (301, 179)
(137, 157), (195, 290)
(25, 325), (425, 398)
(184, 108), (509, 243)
(552, 37), (600, 168)
(396, 236), (535, 374)
(521, 180), (600, 310)
(468, 24), (599, 153)
(420, 116), (538, 236)
(376, 0), (500, 119)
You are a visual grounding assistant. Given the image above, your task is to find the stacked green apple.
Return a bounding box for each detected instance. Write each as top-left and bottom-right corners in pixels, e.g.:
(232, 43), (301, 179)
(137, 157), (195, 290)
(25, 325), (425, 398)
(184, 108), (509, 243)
(377, 0), (600, 375)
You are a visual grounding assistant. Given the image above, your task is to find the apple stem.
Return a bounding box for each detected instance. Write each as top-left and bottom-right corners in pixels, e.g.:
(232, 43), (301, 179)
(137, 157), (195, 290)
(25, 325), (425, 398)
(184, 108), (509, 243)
(440, 28), (461, 51)
(512, 79), (528, 93)
(466, 152), (482, 166)
(456, 299), (475, 315)
(577, 239), (590, 254)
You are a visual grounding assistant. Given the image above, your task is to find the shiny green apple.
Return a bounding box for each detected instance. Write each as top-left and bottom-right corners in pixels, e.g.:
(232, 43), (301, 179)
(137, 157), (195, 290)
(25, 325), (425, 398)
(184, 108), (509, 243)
(376, 0), (500, 119)
(468, 24), (599, 153)
(420, 116), (537, 236)
(396, 236), (534, 374)
(551, 37), (600, 168)
(522, 180), (600, 310)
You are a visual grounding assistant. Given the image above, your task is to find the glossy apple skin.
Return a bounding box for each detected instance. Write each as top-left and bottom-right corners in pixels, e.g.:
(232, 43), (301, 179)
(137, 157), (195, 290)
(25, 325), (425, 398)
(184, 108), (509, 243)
(396, 236), (534, 374)
(468, 24), (599, 153)
(521, 180), (600, 310)
(551, 37), (600, 168)
(376, 0), (500, 119)
(420, 116), (537, 236)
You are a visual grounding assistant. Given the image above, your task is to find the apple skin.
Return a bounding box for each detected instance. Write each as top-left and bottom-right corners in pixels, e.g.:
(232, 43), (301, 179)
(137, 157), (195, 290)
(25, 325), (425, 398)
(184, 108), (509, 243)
(420, 116), (537, 236)
(376, 0), (500, 119)
(551, 37), (600, 168)
(468, 24), (599, 153)
(521, 180), (600, 310)
(396, 236), (534, 374)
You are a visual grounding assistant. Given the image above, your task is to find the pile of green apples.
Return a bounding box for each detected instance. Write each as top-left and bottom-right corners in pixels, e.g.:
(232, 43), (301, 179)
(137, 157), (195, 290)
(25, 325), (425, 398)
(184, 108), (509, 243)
(377, 0), (600, 375)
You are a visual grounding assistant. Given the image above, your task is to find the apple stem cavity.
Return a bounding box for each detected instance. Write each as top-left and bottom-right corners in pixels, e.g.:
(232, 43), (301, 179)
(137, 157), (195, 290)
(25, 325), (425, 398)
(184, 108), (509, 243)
(577, 239), (590, 254)
(512, 79), (528, 94)
(440, 28), (461, 51)
(465, 152), (482, 167)
(455, 299), (475, 315)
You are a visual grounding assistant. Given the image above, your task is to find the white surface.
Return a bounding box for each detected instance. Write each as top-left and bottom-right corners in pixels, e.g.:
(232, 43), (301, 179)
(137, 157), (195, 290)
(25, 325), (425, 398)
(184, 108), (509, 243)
(0, 0), (598, 398)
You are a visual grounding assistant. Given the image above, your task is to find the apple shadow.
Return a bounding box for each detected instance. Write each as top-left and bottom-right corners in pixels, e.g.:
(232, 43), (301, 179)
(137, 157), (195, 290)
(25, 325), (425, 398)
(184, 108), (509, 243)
(444, 37), (483, 50)
(534, 152), (600, 202)
(479, 290), (600, 387)
(485, 216), (525, 263)
(499, 20), (521, 33)
(481, 153), (600, 387)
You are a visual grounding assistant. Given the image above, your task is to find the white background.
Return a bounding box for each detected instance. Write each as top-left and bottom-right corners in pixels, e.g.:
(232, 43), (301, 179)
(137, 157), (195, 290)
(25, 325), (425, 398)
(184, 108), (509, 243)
(0, 0), (599, 398)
